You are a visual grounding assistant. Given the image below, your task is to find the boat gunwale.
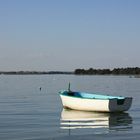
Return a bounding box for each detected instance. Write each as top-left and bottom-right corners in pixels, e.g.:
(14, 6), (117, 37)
(59, 90), (127, 100)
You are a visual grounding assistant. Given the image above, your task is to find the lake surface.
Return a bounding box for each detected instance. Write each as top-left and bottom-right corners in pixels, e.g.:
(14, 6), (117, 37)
(0, 75), (140, 140)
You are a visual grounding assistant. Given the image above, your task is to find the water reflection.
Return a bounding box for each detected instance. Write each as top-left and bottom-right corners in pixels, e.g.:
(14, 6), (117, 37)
(60, 109), (132, 132)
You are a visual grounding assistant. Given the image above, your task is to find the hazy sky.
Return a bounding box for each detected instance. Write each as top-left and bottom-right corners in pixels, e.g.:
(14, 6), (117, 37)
(0, 0), (140, 71)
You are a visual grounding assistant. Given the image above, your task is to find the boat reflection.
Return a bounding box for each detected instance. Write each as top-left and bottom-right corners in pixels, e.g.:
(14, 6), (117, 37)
(60, 109), (132, 131)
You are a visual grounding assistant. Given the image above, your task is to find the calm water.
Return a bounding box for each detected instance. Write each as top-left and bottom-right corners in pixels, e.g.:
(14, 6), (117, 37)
(0, 75), (140, 140)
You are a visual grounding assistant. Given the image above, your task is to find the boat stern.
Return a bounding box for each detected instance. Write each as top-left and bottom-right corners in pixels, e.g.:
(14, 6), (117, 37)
(109, 97), (133, 112)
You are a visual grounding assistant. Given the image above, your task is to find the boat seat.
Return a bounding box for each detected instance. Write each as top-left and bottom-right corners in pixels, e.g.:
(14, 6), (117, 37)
(67, 92), (75, 96)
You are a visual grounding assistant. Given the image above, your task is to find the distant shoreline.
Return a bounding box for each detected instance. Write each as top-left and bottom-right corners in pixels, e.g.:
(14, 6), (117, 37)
(0, 71), (74, 75)
(0, 67), (140, 75)
(74, 67), (140, 75)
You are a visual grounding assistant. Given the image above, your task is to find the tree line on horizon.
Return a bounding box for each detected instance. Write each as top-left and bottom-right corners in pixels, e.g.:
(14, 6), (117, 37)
(0, 71), (73, 75)
(74, 67), (140, 75)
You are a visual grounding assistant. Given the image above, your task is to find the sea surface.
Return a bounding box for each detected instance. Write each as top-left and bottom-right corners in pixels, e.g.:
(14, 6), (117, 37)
(0, 75), (140, 140)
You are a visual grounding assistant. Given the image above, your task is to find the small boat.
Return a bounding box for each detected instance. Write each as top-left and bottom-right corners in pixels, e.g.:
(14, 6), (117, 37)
(59, 84), (132, 112)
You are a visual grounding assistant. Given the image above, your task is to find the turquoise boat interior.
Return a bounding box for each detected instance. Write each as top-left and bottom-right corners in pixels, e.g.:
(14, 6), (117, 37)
(59, 90), (125, 100)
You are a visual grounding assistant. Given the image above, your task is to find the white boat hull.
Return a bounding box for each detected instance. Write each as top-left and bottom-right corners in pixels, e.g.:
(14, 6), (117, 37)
(60, 94), (132, 112)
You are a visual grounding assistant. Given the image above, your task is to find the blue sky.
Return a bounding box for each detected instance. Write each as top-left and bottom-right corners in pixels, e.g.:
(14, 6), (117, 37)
(0, 0), (140, 71)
